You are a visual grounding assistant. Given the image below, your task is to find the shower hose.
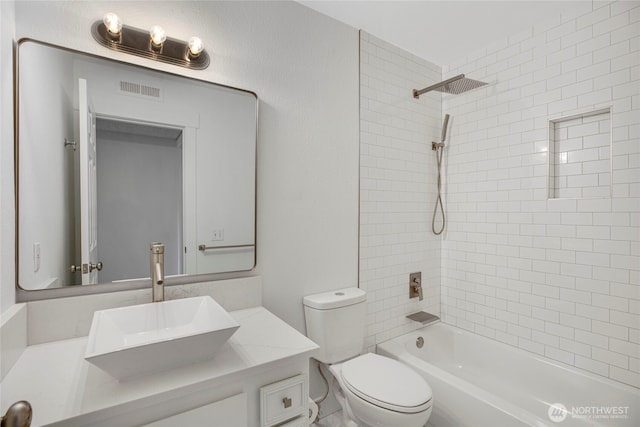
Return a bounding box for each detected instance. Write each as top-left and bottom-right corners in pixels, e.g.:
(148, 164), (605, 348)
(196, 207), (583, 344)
(432, 144), (445, 235)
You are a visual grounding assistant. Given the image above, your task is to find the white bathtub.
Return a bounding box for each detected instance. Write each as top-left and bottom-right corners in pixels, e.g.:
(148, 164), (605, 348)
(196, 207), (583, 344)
(377, 322), (640, 427)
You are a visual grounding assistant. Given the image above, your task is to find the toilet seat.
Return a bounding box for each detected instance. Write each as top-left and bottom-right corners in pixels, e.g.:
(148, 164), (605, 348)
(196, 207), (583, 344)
(340, 353), (432, 414)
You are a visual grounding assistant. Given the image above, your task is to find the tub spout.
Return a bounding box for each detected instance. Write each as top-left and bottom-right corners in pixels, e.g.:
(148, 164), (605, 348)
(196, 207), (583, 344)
(150, 243), (165, 302)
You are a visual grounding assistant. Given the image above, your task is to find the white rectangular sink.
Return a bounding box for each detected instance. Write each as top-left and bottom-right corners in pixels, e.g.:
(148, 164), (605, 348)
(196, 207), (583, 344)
(85, 296), (240, 380)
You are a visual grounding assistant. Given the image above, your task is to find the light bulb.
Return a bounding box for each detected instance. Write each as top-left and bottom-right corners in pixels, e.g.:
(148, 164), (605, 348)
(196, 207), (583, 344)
(188, 36), (204, 57)
(149, 25), (167, 46)
(103, 13), (122, 35)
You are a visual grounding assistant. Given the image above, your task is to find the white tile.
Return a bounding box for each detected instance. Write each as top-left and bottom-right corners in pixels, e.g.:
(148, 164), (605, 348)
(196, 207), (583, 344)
(610, 366), (640, 388)
(575, 328), (609, 349)
(562, 53), (594, 74)
(559, 337), (591, 356)
(546, 345), (575, 364)
(575, 355), (609, 376)
(545, 321), (575, 339)
(593, 11), (630, 37)
(519, 337), (546, 355)
(577, 5), (610, 29)
(592, 293), (630, 312)
(610, 310), (640, 328)
(576, 303), (609, 322)
(562, 26), (593, 49)
(559, 313), (591, 331)
(594, 40), (630, 63)
(577, 33), (611, 56)
(592, 320), (629, 340)
(577, 61), (611, 81)
(592, 347), (629, 369)
(559, 288), (591, 304)
(609, 338), (640, 358)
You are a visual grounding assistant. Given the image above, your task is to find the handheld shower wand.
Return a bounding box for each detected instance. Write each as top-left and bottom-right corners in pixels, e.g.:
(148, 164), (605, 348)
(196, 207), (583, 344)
(432, 114), (449, 150)
(441, 114), (450, 143)
(432, 114), (449, 235)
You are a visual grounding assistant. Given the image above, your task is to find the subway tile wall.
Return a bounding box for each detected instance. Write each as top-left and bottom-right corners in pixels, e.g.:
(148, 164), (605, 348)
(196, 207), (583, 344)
(441, 1), (639, 387)
(359, 32), (442, 351)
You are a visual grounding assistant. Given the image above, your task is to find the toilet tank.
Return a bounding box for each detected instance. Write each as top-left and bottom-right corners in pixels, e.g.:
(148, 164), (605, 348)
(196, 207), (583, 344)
(303, 288), (366, 364)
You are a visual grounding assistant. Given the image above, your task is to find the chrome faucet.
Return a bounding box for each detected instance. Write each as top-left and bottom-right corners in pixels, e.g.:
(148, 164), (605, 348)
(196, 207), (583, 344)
(150, 243), (165, 302)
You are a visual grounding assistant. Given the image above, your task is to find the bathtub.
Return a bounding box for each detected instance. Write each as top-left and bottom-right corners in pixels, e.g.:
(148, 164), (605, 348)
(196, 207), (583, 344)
(377, 322), (640, 427)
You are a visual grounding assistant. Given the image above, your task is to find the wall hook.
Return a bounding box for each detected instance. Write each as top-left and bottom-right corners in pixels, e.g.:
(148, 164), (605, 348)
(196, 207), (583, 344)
(64, 138), (77, 151)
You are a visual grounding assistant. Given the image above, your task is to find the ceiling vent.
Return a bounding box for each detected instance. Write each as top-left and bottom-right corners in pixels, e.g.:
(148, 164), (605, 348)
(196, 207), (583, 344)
(119, 81), (162, 100)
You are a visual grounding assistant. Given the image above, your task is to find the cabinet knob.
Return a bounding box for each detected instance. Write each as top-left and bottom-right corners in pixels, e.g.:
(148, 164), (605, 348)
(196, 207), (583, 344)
(282, 397), (292, 409)
(1, 400), (32, 427)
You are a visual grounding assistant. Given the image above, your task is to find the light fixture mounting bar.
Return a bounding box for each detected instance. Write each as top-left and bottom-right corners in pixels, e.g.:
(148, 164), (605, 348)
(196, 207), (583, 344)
(91, 21), (210, 70)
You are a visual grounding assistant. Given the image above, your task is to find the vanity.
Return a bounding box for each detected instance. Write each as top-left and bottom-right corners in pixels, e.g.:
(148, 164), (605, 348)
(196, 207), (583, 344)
(1, 278), (319, 426)
(5, 33), (318, 427)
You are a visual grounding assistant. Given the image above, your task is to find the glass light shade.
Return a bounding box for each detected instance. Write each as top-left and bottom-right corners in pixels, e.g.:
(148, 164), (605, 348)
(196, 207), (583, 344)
(188, 37), (204, 57)
(149, 25), (167, 46)
(103, 13), (123, 35)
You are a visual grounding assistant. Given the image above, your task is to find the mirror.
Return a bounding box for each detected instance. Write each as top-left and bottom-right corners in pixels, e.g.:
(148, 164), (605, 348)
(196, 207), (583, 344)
(17, 40), (257, 291)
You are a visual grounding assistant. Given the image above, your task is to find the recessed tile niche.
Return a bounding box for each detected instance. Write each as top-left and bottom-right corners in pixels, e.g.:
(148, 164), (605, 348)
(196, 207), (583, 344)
(548, 107), (611, 199)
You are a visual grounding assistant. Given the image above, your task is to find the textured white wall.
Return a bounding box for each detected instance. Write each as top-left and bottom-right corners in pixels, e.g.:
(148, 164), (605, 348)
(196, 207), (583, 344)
(359, 32), (442, 351)
(17, 44), (75, 289)
(0, 0), (15, 313)
(6, 1), (359, 334)
(441, 1), (639, 388)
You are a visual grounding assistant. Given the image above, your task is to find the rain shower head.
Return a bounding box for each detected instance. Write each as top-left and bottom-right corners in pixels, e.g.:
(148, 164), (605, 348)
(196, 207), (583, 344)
(413, 74), (487, 99)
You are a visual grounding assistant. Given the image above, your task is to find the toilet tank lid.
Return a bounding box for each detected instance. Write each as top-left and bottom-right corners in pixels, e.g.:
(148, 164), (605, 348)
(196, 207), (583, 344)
(303, 288), (366, 310)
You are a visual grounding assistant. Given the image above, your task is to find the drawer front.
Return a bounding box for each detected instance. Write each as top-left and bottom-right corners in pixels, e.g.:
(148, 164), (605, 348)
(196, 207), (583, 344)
(276, 415), (308, 427)
(260, 374), (308, 427)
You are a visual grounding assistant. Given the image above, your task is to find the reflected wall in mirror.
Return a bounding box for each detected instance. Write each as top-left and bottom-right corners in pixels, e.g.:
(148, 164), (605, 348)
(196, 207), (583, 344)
(17, 40), (257, 291)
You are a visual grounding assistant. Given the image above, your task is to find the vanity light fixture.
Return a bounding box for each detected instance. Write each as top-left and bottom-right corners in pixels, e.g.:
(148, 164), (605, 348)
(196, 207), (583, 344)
(91, 13), (210, 70)
(149, 25), (167, 50)
(103, 13), (123, 38)
(188, 36), (204, 58)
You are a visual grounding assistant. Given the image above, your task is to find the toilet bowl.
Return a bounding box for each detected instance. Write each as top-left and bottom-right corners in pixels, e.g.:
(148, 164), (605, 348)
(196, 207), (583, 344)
(329, 353), (432, 427)
(303, 288), (434, 427)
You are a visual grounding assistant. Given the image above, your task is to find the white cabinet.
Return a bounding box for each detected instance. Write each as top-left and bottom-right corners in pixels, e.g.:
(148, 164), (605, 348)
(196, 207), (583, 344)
(144, 393), (247, 427)
(260, 374), (309, 427)
(276, 416), (308, 427)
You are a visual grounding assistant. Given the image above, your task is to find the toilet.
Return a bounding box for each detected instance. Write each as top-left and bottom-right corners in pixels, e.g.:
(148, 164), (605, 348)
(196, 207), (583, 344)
(303, 288), (432, 427)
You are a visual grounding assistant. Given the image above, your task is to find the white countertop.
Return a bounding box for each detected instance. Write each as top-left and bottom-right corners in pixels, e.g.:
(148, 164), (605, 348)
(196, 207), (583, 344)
(0, 306), (318, 426)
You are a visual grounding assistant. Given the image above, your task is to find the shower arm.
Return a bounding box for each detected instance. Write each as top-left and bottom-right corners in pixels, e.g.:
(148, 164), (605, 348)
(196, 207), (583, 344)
(413, 74), (465, 99)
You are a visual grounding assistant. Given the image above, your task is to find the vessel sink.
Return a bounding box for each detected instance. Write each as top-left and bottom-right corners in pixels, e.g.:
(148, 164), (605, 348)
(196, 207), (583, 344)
(85, 296), (240, 380)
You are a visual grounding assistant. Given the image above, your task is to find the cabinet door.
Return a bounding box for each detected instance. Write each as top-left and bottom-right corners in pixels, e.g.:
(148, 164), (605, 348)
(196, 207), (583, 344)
(277, 416), (309, 427)
(143, 392), (247, 427)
